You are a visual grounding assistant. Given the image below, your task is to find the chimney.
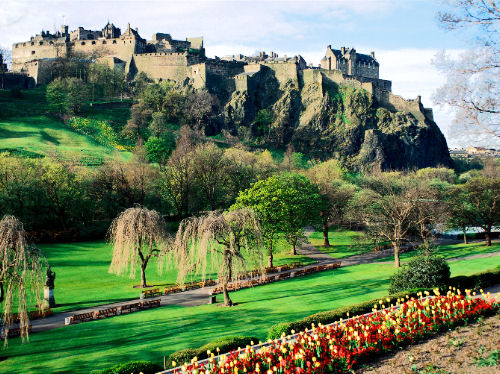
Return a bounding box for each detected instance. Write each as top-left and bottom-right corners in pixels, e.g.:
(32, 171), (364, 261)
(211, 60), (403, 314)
(370, 51), (375, 58)
(327, 44), (331, 50)
(341, 47), (345, 54)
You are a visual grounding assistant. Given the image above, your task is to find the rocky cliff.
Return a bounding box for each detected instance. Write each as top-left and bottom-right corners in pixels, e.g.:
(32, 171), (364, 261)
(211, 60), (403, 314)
(221, 64), (452, 170)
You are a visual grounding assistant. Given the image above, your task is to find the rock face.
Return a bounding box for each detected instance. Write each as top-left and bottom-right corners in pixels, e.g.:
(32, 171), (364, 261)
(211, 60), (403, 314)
(220, 65), (452, 170)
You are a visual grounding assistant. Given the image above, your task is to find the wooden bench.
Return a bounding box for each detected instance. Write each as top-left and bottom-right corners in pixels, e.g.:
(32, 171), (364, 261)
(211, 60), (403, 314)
(1, 325), (32, 338)
(119, 302), (142, 314)
(164, 286), (181, 295)
(143, 288), (163, 298)
(72, 312), (94, 323)
(141, 299), (160, 309)
(94, 307), (117, 319)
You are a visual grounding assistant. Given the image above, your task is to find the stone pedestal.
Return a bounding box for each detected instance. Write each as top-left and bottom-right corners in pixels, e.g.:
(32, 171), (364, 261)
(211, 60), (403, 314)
(43, 286), (56, 308)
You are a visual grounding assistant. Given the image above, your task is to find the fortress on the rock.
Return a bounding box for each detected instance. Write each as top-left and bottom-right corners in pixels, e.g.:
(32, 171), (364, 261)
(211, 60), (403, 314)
(10, 22), (433, 120)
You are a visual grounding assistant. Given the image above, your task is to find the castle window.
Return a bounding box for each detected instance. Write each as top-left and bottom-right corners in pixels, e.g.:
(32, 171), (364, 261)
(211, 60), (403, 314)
(31, 42), (34, 46)
(39, 42), (43, 46)
(92, 41), (96, 45)
(31, 51), (35, 55)
(15, 44), (18, 48)
(23, 43), (26, 46)
(102, 40), (107, 44)
(81, 41), (85, 45)
(112, 40), (117, 44)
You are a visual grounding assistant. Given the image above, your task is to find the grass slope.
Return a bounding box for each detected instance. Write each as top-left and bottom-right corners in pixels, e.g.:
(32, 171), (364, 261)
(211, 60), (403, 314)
(0, 88), (130, 161)
(1, 256), (498, 374)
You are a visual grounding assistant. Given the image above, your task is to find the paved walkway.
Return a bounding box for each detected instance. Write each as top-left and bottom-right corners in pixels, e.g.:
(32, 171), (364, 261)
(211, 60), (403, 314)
(27, 234), (500, 334)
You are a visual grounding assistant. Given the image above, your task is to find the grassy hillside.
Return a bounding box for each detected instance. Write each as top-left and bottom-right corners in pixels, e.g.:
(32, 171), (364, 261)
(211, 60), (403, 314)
(0, 87), (131, 163)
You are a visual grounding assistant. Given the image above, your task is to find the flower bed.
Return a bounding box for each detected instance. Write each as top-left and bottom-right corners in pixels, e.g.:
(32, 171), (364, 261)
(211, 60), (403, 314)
(172, 289), (498, 373)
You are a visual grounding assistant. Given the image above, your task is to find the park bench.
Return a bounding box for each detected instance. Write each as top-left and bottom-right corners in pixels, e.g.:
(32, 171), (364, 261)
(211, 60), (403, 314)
(164, 285), (182, 295)
(143, 288), (163, 298)
(277, 272), (290, 280)
(119, 302), (142, 314)
(72, 312), (95, 323)
(94, 307), (117, 319)
(141, 299), (161, 309)
(1, 325), (32, 339)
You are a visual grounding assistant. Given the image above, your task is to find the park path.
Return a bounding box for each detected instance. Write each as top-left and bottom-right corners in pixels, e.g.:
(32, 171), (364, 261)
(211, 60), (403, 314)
(27, 234), (500, 334)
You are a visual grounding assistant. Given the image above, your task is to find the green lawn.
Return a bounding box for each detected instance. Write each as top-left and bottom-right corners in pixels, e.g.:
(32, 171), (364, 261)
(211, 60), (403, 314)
(308, 226), (377, 258)
(1, 255), (498, 374)
(374, 242), (500, 263)
(33, 240), (314, 314)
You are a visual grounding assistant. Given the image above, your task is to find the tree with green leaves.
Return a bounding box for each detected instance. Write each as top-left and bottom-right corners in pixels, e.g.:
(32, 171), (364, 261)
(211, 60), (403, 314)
(46, 77), (90, 115)
(232, 173), (321, 266)
(305, 159), (355, 246)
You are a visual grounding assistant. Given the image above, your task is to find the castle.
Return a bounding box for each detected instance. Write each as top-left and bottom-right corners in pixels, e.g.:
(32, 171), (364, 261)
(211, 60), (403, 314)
(10, 22), (433, 121)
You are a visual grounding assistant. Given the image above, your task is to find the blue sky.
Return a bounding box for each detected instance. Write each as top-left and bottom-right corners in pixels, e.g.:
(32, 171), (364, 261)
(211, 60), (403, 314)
(1, 0), (490, 147)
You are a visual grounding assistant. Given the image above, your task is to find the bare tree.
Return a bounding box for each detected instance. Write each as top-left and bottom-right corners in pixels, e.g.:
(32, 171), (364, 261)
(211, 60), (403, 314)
(163, 126), (198, 218)
(434, 0), (500, 138)
(350, 175), (419, 267)
(191, 143), (229, 211)
(0, 215), (45, 342)
(108, 207), (169, 288)
(171, 209), (263, 307)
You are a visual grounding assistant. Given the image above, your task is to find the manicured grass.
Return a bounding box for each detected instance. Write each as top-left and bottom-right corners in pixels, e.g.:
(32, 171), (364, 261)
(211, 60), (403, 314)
(308, 226), (376, 258)
(33, 240), (314, 314)
(375, 242), (500, 263)
(1, 256), (497, 374)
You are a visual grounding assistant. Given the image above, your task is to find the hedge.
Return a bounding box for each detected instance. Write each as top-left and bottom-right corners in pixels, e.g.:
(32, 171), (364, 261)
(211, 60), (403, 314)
(167, 335), (259, 366)
(267, 268), (500, 340)
(449, 268), (500, 291)
(267, 288), (431, 340)
(90, 360), (162, 374)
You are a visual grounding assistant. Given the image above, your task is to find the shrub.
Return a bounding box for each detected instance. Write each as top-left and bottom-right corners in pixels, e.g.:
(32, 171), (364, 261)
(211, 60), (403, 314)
(10, 87), (23, 99)
(167, 336), (259, 366)
(389, 255), (451, 294)
(90, 360), (162, 374)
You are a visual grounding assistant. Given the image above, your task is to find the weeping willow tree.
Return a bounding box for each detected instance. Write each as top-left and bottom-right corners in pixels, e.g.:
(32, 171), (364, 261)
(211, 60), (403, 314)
(108, 207), (170, 288)
(0, 215), (45, 342)
(171, 209), (264, 307)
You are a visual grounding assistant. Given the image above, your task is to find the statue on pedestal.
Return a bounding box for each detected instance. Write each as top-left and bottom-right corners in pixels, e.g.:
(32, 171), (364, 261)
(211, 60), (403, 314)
(43, 266), (56, 308)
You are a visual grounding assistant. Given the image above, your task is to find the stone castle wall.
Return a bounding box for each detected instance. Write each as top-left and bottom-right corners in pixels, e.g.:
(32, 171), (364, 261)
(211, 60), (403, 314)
(12, 41), (66, 70)
(132, 52), (193, 82)
(263, 62), (299, 86)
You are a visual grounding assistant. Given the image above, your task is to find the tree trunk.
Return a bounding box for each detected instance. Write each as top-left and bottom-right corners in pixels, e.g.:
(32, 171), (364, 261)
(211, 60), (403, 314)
(322, 218), (330, 247)
(291, 242), (297, 255)
(268, 249), (273, 268)
(140, 263), (148, 288)
(0, 281), (4, 304)
(463, 226), (468, 244)
(485, 225), (492, 246)
(222, 283), (233, 307)
(393, 242), (400, 268)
